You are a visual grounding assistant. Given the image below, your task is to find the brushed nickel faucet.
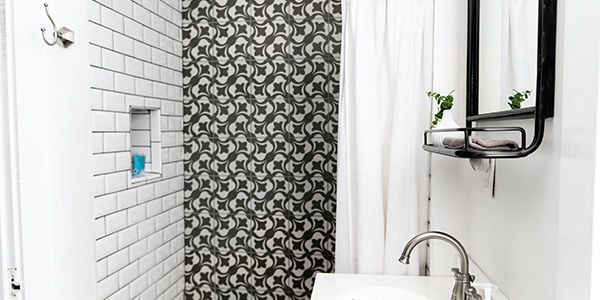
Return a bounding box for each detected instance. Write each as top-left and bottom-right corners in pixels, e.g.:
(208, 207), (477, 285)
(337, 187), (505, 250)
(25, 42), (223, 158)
(399, 231), (483, 300)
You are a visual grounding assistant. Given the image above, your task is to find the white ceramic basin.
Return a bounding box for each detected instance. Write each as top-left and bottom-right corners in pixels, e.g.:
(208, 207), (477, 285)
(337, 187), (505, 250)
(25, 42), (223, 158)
(336, 286), (433, 300)
(311, 274), (455, 300)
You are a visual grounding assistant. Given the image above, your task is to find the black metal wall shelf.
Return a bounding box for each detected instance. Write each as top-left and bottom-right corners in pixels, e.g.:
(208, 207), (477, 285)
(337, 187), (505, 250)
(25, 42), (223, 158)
(424, 127), (530, 159)
(424, 0), (557, 159)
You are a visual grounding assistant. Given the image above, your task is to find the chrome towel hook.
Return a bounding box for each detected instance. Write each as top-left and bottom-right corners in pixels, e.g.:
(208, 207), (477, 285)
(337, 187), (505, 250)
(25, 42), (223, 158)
(40, 3), (74, 48)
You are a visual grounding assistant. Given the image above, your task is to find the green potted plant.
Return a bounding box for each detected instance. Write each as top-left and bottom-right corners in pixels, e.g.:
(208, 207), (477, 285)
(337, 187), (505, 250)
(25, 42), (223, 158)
(426, 90), (462, 147)
(427, 90), (455, 128)
(508, 89), (531, 109)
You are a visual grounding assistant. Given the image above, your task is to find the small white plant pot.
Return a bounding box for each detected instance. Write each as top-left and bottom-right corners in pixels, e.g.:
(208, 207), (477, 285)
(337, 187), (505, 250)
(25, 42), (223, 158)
(431, 111), (463, 147)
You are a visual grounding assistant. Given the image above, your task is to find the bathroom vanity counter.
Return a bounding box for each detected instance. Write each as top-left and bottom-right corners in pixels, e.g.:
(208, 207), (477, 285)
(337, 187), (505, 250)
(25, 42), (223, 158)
(311, 273), (508, 300)
(311, 274), (454, 300)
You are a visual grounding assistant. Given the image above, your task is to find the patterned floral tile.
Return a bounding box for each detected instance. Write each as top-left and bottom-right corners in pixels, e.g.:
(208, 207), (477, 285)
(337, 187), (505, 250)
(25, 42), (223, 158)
(183, 0), (340, 299)
(183, 0), (213, 23)
(185, 213), (214, 250)
(252, 98), (289, 137)
(212, 59), (252, 99)
(288, 177), (332, 215)
(185, 175), (214, 214)
(251, 0), (288, 20)
(214, 0), (251, 21)
(213, 99), (252, 137)
(252, 176), (288, 214)
(184, 100), (214, 138)
(289, 97), (330, 137)
(214, 22), (252, 60)
(213, 175), (253, 214)
(289, 0), (329, 19)
(183, 22), (214, 61)
(252, 20), (289, 59)
(252, 214), (289, 253)
(183, 61), (215, 100)
(252, 60), (289, 99)
(289, 58), (328, 98)
(288, 136), (329, 177)
(184, 138), (214, 176)
(289, 18), (330, 58)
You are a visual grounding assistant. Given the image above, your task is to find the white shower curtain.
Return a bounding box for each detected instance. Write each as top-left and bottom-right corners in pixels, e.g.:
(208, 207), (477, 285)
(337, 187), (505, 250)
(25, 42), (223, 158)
(336, 0), (433, 275)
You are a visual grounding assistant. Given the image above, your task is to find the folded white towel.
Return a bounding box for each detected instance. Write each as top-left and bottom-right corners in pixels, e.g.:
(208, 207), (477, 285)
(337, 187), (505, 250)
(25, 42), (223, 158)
(442, 136), (519, 151)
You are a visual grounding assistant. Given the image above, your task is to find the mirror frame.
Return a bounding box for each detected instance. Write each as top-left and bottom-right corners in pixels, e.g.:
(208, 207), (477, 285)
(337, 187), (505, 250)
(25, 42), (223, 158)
(465, 0), (557, 125)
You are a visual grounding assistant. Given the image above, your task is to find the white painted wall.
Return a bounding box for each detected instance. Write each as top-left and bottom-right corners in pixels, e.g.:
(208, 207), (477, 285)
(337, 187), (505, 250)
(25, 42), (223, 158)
(7, 0), (97, 299)
(429, 0), (600, 299)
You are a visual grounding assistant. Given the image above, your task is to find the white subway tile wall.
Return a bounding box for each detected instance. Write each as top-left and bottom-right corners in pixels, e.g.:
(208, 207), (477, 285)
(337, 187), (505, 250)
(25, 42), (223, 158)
(89, 0), (185, 299)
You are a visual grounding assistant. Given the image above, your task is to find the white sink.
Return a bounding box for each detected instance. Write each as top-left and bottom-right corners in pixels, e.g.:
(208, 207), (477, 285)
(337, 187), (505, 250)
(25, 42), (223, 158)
(336, 286), (433, 300)
(311, 274), (456, 300)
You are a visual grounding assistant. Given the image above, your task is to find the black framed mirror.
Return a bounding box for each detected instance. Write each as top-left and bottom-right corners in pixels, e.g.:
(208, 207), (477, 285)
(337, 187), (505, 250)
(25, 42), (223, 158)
(466, 0), (556, 124)
(422, 0), (557, 159)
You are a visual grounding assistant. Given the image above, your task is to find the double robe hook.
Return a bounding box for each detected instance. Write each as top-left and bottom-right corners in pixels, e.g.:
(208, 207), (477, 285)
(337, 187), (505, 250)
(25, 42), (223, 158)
(40, 3), (75, 48)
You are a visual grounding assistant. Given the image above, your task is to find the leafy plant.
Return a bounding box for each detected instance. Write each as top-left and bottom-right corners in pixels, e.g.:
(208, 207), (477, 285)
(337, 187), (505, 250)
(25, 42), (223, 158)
(427, 90), (455, 128)
(508, 89), (531, 109)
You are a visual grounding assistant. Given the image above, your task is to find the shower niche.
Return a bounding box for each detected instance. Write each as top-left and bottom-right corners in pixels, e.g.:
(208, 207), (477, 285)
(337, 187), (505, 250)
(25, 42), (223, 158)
(424, 0), (557, 159)
(128, 107), (162, 186)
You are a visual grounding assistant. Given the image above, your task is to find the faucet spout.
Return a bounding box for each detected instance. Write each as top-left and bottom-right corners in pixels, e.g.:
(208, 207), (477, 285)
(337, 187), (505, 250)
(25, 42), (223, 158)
(399, 231), (480, 300)
(399, 231), (469, 273)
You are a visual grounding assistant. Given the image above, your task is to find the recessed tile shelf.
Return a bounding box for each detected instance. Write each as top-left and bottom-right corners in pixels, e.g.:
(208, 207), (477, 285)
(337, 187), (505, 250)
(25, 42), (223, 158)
(128, 107), (162, 187)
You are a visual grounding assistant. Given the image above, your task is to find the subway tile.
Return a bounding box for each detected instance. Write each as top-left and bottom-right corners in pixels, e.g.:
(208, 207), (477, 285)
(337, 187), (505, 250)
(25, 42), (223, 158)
(106, 210), (128, 234)
(130, 273), (149, 298)
(151, 14), (167, 34)
(95, 194), (117, 218)
(89, 1), (101, 23)
(115, 73), (136, 94)
(97, 258), (108, 280)
(89, 22), (113, 48)
(113, 0), (133, 17)
(114, 33), (135, 56)
(139, 218), (156, 239)
(116, 151), (131, 171)
(135, 78), (153, 97)
(95, 217), (107, 239)
(97, 273), (119, 300)
(103, 91), (127, 112)
(115, 112), (131, 132)
(92, 111), (116, 132)
(101, 6), (124, 32)
(138, 184), (156, 203)
(94, 153), (116, 175)
(107, 248), (130, 274)
(143, 26), (160, 47)
(117, 188), (138, 210)
(93, 174), (106, 197)
(153, 82), (168, 98)
(133, 3), (151, 25)
(108, 285), (129, 300)
(124, 18), (144, 41)
(128, 204), (147, 225)
(118, 225), (139, 248)
(151, 48), (168, 66)
(91, 89), (103, 110)
(144, 62), (161, 81)
(91, 67), (114, 90)
(96, 233), (118, 260)
(105, 171), (128, 193)
(134, 41), (153, 62)
(92, 133), (104, 154)
(89, 44), (102, 67)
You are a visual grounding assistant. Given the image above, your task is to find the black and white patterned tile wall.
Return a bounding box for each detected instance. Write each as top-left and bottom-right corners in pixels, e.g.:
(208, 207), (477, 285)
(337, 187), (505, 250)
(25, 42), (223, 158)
(182, 0), (340, 299)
